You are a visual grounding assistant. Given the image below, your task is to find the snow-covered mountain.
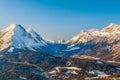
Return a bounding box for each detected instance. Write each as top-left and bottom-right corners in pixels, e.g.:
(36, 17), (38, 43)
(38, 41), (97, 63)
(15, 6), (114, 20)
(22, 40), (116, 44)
(1, 23), (120, 79)
(68, 24), (120, 45)
(65, 24), (120, 63)
(0, 24), (48, 52)
(1, 23), (120, 63)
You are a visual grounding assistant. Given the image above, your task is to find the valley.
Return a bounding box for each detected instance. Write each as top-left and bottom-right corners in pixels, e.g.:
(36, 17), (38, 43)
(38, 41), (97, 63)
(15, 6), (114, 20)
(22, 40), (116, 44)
(0, 24), (120, 79)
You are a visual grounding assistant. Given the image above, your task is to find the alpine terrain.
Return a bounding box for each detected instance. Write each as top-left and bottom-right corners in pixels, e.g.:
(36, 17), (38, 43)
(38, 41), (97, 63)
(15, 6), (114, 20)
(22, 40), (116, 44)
(0, 24), (120, 80)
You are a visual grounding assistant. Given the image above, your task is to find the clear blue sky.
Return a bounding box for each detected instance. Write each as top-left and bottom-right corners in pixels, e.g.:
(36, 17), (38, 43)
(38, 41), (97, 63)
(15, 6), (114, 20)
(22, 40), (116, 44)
(0, 0), (120, 40)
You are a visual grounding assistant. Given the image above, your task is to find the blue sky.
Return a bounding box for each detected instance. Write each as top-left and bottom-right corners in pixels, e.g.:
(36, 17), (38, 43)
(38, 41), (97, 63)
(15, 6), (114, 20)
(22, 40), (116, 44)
(0, 0), (120, 40)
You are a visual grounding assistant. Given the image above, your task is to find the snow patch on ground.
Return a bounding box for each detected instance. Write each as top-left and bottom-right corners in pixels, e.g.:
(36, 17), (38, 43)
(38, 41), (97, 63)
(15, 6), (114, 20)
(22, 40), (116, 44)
(0, 55), (3, 57)
(94, 70), (110, 77)
(96, 61), (103, 64)
(66, 70), (71, 73)
(65, 70), (78, 74)
(86, 70), (110, 78)
(116, 67), (120, 70)
(19, 76), (27, 80)
(46, 66), (81, 76)
(72, 55), (100, 60)
(55, 67), (81, 72)
(48, 70), (56, 74)
(8, 47), (14, 52)
(107, 60), (120, 64)
(65, 47), (80, 51)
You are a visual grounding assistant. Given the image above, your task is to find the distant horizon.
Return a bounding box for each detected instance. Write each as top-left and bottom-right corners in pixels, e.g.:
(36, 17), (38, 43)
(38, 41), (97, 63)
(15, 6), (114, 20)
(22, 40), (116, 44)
(0, 0), (120, 40)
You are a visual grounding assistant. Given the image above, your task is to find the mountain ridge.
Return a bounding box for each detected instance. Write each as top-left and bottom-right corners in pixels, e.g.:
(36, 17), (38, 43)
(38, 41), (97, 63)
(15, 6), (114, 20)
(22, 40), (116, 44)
(0, 23), (120, 63)
(0, 23), (120, 79)
(0, 24), (48, 52)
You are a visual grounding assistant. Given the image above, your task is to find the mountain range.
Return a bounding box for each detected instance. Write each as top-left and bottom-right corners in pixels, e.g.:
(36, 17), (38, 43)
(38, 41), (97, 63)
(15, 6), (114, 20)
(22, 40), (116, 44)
(0, 23), (120, 79)
(1, 24), (120, 63)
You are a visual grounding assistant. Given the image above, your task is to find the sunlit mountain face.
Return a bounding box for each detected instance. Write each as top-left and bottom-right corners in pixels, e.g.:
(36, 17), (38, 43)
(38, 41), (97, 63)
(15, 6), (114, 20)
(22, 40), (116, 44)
(0, 24), (120, 79)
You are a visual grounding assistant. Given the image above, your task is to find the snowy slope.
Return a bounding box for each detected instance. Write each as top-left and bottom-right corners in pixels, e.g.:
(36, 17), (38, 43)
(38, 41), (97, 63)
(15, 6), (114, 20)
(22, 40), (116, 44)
(1, 23), (120, 63)
(67, 24), (120, 45)
(66, 24), (120, 62)
(0, 24), (47, 52)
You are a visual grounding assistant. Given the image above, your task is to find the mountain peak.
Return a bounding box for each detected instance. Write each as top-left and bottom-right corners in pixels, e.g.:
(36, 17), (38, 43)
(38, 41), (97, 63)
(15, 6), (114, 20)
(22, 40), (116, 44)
(3, 24), (26, 33)
(0, 24), (47, 52)
(10, 24), (21, 27)
(27, 28), (35, 33)
(106, 23), (120, 28)
(6, 24), (22, 29)
(79, 30), (87, 33)
(27, 28), (44, 42)
(108, 23), (119, 27)
(101, 23), (120, 33)
(88, 28), (98, 33)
